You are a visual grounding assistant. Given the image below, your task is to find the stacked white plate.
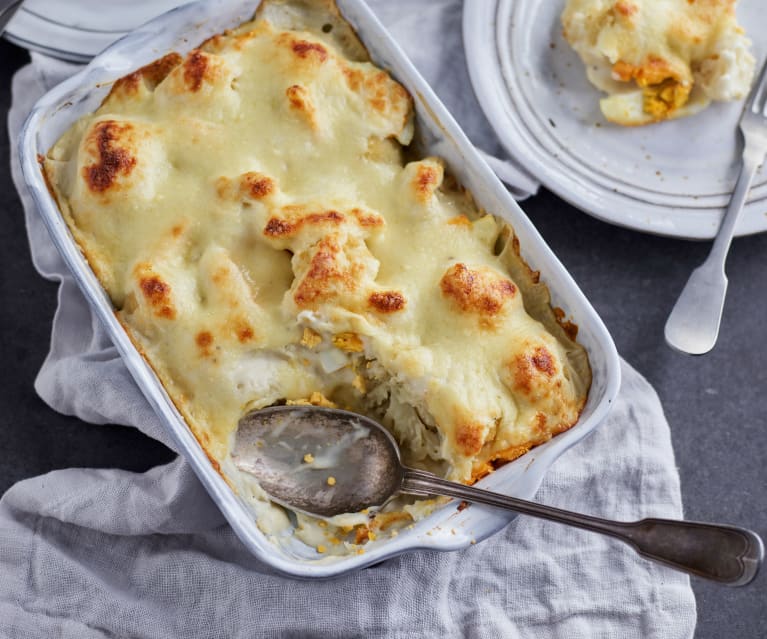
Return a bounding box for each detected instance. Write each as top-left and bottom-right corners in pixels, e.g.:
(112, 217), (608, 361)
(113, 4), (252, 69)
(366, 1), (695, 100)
(4, 0), (191, 62)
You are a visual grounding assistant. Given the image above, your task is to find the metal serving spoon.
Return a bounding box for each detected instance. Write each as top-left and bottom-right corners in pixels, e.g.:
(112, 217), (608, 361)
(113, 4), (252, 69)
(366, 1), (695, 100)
(233, 406), (763, 586)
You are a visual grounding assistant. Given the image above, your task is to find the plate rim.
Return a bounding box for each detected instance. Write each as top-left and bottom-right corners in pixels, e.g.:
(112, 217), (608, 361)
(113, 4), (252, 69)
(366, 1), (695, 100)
(3, 0), (192, 63)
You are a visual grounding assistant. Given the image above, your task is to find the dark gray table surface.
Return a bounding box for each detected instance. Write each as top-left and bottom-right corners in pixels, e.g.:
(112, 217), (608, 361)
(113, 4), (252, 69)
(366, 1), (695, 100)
(1, 39), (764, 638)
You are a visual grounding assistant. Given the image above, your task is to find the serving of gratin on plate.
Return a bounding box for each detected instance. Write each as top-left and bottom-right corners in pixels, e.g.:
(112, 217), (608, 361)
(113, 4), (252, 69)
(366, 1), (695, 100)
(42, 0), (591, 556)
(463, 0), (766, 239)
(562, 0), (755, 125)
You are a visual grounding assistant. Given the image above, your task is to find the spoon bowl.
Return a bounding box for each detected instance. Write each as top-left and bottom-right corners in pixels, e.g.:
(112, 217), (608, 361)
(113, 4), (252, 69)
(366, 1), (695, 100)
(233, 406), (403, 518)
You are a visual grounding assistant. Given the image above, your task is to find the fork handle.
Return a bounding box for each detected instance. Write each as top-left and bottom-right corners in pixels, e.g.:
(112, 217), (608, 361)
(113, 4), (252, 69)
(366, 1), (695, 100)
(664, 141), (762, 355)
(710, 141), (764, 263)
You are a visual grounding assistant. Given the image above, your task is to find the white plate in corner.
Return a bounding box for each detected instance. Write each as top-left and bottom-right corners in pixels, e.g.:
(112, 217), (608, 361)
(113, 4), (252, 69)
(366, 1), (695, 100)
(3, 0), (193, 63)
(463, 0), (767, 240)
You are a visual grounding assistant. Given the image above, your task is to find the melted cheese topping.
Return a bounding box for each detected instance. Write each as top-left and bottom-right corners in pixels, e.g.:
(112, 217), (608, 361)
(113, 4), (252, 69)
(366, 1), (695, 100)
(45, 0), (590, 555)
(562, 0), (755, 125)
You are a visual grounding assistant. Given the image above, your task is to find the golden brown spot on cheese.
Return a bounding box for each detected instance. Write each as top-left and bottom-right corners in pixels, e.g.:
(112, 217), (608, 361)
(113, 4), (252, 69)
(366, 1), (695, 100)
(368, 290), (406, 313)
(456, 423), (484, 456)
(370, 98), (386, 112)
(184, 50), (209, 92)
(83, 121), (137, 193)
(448, 215), (472, 227)
(196, 330), (214, 356)
(234, 321), (255, 343)
(210, 266), (230, 287)
(351, 208), (384, 228)
(414, 164), (439, 202)
(139, 275), (167, 303)
(263, 218), (293, 237)
(534, 412), (548, 434)
(241, 172), (274, 199)
(531, 346), (556, 376)
(342, 66), (363, 91)
(614, 1), (638, 17)
(214, 176), (232, 199)
(230, 25), (266, 51)
(108, 52), (183, 100)
(341, 64), (411, 123)
(215, 172), (275, 201)
(110, 72), (142, 99)
(139, 273), (176, 320)
(550, 418), (577, 437)
(439, 263), (516, 318)
(264, 209), (345, 238)
(286, 85), (304, 107)
(285, 84), (318, 129)
(291, 39), (328, 62)
(512, 346), (557, 395)
(368, 71), (398, 112)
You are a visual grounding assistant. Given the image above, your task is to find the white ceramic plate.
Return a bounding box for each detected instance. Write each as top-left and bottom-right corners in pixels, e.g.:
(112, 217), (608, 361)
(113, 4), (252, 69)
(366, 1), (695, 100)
(463, 0), (767, 239)
(4, 0), (192, 62)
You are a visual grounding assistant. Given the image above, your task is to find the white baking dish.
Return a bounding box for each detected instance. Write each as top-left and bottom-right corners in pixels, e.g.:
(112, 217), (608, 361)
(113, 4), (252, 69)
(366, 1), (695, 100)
(19, 0), (621, 578)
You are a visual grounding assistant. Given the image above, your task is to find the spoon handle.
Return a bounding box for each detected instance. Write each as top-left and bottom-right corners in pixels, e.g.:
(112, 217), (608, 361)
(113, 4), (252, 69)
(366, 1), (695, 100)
(402, 469), (763, 586)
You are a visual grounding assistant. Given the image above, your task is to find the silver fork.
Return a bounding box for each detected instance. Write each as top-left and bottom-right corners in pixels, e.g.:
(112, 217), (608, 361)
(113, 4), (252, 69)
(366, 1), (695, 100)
(665, 59), (767, 355)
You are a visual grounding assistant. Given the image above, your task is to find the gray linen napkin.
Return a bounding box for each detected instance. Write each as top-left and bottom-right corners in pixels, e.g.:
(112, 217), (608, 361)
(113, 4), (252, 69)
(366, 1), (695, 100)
(1, 2), (696, 637)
